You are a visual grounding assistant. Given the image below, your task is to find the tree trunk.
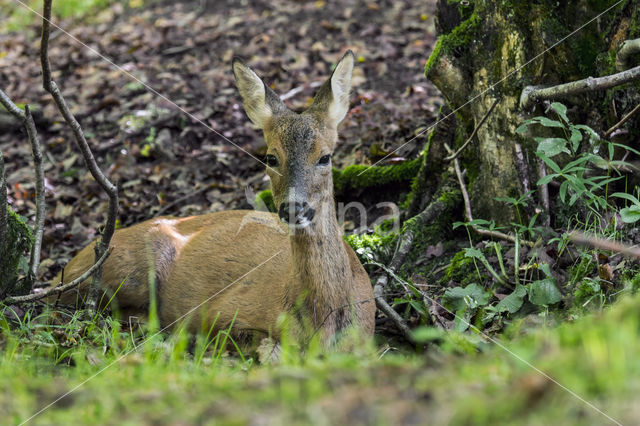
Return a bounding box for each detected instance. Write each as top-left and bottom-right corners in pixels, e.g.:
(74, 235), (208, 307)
(424, 0), (640, 223)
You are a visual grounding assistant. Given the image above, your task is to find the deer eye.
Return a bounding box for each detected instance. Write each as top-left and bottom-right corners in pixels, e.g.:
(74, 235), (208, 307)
(265, 154), (278, 168)
(317, 154), (331, 166)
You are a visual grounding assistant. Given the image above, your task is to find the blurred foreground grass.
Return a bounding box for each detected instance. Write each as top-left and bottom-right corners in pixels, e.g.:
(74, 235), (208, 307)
(1, 295), (639, 425)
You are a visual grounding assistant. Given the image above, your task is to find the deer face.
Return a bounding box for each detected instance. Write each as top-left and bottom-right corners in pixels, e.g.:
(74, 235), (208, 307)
(233, 52), (354, 230)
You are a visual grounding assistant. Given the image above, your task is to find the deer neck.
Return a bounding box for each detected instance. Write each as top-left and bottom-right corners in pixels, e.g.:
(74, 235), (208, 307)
(288, 196), (353, 336)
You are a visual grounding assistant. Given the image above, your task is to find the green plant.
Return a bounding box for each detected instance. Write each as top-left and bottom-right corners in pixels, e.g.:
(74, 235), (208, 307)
(517, 102), (636, 215)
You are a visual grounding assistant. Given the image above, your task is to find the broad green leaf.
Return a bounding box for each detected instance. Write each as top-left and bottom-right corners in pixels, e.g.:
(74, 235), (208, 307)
(569, 128), (582, 151)
(573, 124), (600, 142)
(611, 141), (640, 156)
(454, 309), (470, 332)
(559, 181), (568, 202)
(549, 102), (569, 123)
(535, 137), (570, 157)
(496, 285), (526, 313)
(620, 206), (640, 223)
(611, 192), (640, 207)
(537, 174), (556, 186)
(533, 117), (565, 128)
(442, 283), (490, 312)
(528, 278), (562, 306)
(536, 152), (562, 173)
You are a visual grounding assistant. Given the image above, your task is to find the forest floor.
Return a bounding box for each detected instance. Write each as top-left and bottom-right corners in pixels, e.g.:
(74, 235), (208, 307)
(0, 0), (442, 279)
(1, 0), (640, 425)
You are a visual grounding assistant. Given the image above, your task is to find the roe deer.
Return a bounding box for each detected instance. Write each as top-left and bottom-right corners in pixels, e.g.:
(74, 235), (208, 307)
(50, 51), (375, 346)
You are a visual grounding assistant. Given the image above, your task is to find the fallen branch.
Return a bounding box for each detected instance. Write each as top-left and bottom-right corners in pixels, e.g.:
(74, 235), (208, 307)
(3, 248), (111, 304)
(0, 91), (46, 291)
(569, 232), (640, 259)
(603, 103), (640, 139)
(41, 0), (119, 313)
(616, 38), (640, 71)
(450, 148), (535, 248)
(520, 65), (640, 110)
(372, 199), (447, 344)
(444, 98), (499, 162)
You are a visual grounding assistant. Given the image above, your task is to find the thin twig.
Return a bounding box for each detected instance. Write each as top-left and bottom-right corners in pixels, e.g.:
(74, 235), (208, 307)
(444, 98), (499, 162)
(604, 103), (640, 139)
(0, 89), (26, 120)
(450, 148), (535, 247)
(569, 232), (640, 258)
(3, 248), (111, 304)
(520, 65), (640, 109)
(24, 105), (45, 287)
(40, 0), (118, 313)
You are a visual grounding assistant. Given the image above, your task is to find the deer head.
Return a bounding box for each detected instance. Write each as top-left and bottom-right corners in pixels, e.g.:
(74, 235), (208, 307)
(232, 51), (354, 232)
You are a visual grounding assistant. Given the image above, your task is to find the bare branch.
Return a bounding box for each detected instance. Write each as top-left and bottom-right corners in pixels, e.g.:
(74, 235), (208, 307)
(0, 89), (26, 121)
(4, 248), (111, 304)
(604, 103), (640, 139)
(444, 98), (499, 162)
(450, 147), (535, 247)
(616, 38), (640, 71)
(40, 0), (118, 312)
(24, 105), (45, 288)
(569, 232), (640, 259)
(520, 65), (640, 110)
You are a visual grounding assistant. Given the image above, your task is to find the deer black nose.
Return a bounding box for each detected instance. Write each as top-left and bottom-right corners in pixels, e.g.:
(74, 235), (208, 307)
(278, 201), (315, 225)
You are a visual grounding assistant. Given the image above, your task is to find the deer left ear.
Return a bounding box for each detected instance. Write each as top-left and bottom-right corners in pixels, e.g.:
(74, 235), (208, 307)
(309, 51), (354, 127)
(233, 57), (286, 129)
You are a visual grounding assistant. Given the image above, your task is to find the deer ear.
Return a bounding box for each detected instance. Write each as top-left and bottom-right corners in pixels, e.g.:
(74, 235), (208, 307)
(308, 51), (354, 127)
(232, 58), (284, 129)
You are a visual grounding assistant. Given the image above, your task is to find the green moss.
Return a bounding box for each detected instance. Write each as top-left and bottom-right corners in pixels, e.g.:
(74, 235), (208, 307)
(0, 208), (33, 295)
(424, 38), (444, 78)
(255, 189), (275, 212)
(333, 157), (422, 193)
(424, 10), (482, 77)
(444, 249), (482, 286)
(345, 232), (396, 257)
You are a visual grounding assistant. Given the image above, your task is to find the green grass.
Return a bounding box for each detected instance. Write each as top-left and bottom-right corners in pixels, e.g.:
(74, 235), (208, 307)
(1, 294), (639, 424)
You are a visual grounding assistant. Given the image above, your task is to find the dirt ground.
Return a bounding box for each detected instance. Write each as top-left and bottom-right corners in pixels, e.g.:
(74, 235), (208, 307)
(0, 0), (442, 280)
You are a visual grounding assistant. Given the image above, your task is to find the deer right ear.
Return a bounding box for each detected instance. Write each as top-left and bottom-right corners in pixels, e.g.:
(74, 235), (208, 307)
(232, 58), (283, 129)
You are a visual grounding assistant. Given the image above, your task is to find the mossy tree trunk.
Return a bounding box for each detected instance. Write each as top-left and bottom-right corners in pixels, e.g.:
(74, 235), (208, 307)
(422, 0), (640, 223)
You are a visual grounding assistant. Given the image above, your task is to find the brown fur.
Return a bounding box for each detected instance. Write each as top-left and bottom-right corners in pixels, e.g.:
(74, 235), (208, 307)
(50, 51), (375, 345)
